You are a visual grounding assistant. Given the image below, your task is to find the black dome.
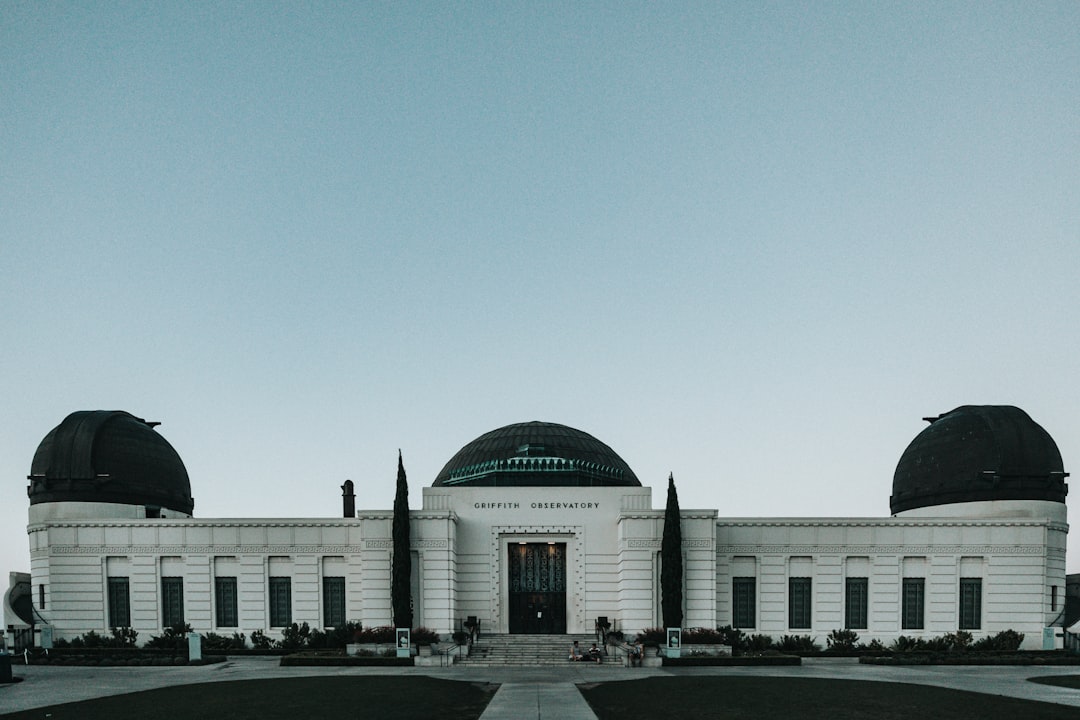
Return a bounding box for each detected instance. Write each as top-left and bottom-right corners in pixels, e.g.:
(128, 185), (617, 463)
(891, 405), (1067, 514)
(433, 421), (640, 487)
(28, 411), (194, 515)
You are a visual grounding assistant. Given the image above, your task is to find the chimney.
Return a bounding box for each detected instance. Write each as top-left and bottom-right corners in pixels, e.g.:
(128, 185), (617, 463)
(341, 479), (355, 518)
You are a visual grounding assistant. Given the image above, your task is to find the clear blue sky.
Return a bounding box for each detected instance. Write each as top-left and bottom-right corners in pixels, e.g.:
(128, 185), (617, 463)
(3, 2), (1079, 580)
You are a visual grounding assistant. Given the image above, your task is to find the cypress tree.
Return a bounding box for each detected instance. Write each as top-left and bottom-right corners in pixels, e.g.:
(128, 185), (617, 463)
(391, 450), (412, 629)
(660, 472), (683, 628)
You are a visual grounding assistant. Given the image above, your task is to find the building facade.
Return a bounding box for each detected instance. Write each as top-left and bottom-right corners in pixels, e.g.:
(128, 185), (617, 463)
(5, 407), (1070, 649)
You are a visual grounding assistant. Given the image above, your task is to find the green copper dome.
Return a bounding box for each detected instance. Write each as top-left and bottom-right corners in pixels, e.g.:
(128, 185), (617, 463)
(434, 421), (640, 487)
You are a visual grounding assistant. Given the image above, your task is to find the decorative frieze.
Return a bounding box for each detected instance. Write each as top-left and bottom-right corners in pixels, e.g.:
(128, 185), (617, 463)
(717, 544), (1044, 555)
(51, 545), (355, 555)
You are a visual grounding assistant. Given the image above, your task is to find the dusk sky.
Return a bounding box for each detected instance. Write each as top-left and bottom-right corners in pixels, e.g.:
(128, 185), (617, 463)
(3, 2), (1079, 581)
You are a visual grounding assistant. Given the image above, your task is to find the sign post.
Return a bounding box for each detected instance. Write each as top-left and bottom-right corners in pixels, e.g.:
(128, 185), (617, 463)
(396, 628), (411, 658)
(666, 627), (681, 658)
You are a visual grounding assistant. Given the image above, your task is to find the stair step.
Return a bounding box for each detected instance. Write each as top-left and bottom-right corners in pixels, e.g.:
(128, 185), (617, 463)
(456, 633), (622, 666)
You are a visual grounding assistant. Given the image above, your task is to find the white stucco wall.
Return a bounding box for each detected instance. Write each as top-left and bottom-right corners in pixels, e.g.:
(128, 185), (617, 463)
(23, 487), (1066, 649)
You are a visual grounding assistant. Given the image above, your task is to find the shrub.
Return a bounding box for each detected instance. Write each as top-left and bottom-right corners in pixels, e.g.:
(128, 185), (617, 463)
(452, 631), (469, 645)
(203, 632), (246, 651)
(635, 628), (667, 647)
(922, 635), (952, 653)
(70, 630), (104, 649)
(858, 638), (886, 652)
(307, 629), (329, 649)
(826, 629), (859, 652)
(354, 626), (396, 643)
(746, 634), (775, 653)
(110, 627), (139, 647)
(682, 627), (726, 644)
(329, 621), (362, 648)
(280, 622), (311, 650)
(945, 631), (973, 651)
(251, 629), (277, 650)
(891, 635), (926, 653)
(778, 635), (820, 653)
(411, 627), (439, 644)
(146, 624), (194, 650)
(973, 629), (1024, 652)
(716, 626), (749, 655)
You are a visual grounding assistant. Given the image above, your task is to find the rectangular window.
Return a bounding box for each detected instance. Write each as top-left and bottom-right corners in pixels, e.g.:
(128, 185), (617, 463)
(161, 576), (184, 628)
(38, 583), (45, 610)
(789, 577), (811, 629)
(1052, 585), (1058, 612)
(269, 576), (292, 627)
(215, 577), (238, 627)
(323, 576), (346, 628)
(902, 578), (924, 630)
(107, 577), (130, 628)
(845, 577), (868, 630)
(959, 578), (982, 630)
(732, 577), (756, 628)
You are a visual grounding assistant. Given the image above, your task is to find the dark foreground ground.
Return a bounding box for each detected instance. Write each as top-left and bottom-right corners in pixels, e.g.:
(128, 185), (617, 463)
(0, 676), (499, 720)
(578, 676), (1080, 720)
(4, 674), (1080, 719)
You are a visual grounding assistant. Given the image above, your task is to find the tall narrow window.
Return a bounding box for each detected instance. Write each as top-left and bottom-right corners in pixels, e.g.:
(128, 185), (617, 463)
(901, 578), (924, 630)
(323, 576), (346, 628)
(732, 577), (756, 629)
(269, 576), (292, 627)
(215, 577), (238, 627)
(1052, 585), (1058, 612)
(845, 577), (868, 630)
(107, 577), (130, 628)
(789, 577), (811, 629)
(161, 576), (184, 627)
(38, 583), (45, 610)
(959, 578), (982, 630)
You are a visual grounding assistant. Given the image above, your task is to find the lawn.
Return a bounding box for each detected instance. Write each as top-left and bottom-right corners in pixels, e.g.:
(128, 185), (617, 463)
(0, 676), (499, 720)
(578, 676), (1080, 720)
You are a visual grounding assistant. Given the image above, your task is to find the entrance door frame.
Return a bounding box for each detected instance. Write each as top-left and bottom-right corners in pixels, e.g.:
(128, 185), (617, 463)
(490, 525), (585, 634)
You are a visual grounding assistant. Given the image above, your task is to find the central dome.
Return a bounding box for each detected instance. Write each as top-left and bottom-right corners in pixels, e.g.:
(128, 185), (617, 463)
(433, 421), (640, 487)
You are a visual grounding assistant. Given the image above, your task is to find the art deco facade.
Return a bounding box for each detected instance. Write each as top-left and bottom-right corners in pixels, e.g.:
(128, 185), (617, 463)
(5, 407), (1070, 649)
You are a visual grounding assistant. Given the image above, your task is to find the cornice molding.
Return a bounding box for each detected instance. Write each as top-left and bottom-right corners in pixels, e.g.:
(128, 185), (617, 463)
(717, 544), (1045, 555)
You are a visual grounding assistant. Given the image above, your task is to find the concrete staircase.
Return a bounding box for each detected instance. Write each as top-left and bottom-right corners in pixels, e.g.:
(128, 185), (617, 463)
(459, 634), (620, 666)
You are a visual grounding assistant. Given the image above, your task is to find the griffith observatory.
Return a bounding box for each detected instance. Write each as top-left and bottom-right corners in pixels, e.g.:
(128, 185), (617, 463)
(3, 405), (1071, 650)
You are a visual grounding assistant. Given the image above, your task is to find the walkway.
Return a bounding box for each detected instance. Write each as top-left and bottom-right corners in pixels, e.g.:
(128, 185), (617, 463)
(479, 682), (597, 720)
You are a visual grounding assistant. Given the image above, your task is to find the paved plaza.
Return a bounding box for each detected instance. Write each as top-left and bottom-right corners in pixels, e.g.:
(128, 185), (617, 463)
(3, 656), (1080, 718)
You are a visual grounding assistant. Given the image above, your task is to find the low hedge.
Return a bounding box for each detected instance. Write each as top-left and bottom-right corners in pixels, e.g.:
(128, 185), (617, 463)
(25, 652), (226, 666)
(279, 654), (413, 667)
(861, 652), (1080, 666)
(664, 654), (801, 667)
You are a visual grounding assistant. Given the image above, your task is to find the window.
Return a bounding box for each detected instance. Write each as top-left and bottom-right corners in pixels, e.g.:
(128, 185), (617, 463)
(845, 577), (868, 629)
(269, 576), (292, 627)
(38, 583), (45, 610)
(107, 577), (130, 628)
(1052, 585), (1058, 612)
(215, 577), (238, 627)
(902, 578), (924, 630)
(161, 576), (184, 627)
(959, 578), (982, 630)
(732, 577), (755, 628)
(789, 577), (811, 629)
(323, 576), (346, 628)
